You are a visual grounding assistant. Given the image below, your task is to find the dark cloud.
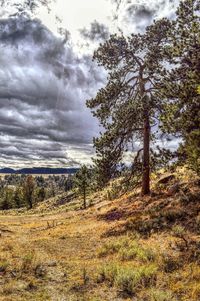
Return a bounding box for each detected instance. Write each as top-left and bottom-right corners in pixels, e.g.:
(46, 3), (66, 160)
(0, 16), (105, 168)
(125, 4), (156, 31)
(79, 20), (109, 42)
(132, 6), (155, 21)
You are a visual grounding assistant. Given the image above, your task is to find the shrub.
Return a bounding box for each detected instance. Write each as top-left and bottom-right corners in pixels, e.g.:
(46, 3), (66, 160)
(3, 280), (18, 295)
(97, 263), (119, 285)
(171, 225), (188, 249)
(162, 209), (185, 223)
(179, 192), (191, 205)
(97, 241), (123, 257)
(172, 225), (185, 237)
(0, 259), (9, 274)
(115, 265), (157, 295)
(149, 289), (177, 301)
(21, 252), (35, 273)
(97, 238), (155, 263)
(119, 242), (155, 263)
(125, 217), (164, 237)
(97, 264), (158, 295)
(161, 254), (180, 273)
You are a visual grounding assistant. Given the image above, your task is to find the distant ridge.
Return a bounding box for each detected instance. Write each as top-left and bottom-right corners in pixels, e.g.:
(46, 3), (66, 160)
(0, 167), (79, 175)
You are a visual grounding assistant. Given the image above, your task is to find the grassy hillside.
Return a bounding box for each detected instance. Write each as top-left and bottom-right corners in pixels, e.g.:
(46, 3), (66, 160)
(0, 169), (200, 301)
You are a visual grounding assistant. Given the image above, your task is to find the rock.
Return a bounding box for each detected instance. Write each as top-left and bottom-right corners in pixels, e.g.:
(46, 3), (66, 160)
(35, 264), (46, 278)
(47, 261), (57, 267)
(158, 174), (175, 184)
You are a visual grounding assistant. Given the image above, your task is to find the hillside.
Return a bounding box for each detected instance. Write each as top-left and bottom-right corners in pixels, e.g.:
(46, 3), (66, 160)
(0, 170), (200, 301)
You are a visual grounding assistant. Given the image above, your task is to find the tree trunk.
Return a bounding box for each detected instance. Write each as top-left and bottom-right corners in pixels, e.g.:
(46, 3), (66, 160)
(141, 109), (150, 195)
(139, 69), (150, 195)
(83, 186), (86, 209)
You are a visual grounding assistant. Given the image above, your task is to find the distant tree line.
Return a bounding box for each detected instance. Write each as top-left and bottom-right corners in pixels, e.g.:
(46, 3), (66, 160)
(0, 174), (74, 210)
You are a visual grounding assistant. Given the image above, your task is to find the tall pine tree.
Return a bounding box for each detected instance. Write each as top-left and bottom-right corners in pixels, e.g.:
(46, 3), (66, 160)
(160, 0), (200, 174)
(87, 19), (171, 194)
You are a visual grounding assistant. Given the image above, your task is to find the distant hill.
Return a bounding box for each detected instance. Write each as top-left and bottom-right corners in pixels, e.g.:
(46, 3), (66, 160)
(0, 168), (16, 174)
(0, 167), (79, 175)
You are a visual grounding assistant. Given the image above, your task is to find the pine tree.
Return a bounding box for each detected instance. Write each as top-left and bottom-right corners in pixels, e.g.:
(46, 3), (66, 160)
(23, 176), (35, 209)
(160, 0), (200, 173)
(13, 187), (23, 208)
(87, 19), (171, 194)
(74, 165), (91, 209)
(37, 187), (46, 202)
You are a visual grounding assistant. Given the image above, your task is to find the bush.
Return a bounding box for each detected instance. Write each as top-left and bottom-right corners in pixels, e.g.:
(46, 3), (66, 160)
(106, 182), (122, 201)
(179, 192), (200, 205)
(97, 263), (119, 285)
(125, 217), (164, 237)
(161, 254), (181, 273)
(97, 238), (155, 263)
(97, 240), (124, 257)
(21, 252), (35, 273)
(0, 259), (9, 274)
(149, 289), (177, 301)
(119, 242), (155, 263)
(115, 265), (157, 295)
(97, 264), (158, 295)
(172, 225), (185, 237)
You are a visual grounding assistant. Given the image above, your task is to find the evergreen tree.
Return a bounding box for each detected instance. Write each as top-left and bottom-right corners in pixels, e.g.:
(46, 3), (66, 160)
(64, 175), (73, 192)
(160, 0), (200, 173)
(37, 187), (46, 202)
(13, 187), (23, 208)
(74, 165), (91, 209)
(0, 187), (14, 210)
(23, 176), (35, 209)
(87, 19), (171, 194)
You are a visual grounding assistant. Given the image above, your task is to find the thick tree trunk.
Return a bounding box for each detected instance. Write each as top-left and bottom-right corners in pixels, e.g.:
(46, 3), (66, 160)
(139, 69), (150, 195)
(141, 109), (150, 195)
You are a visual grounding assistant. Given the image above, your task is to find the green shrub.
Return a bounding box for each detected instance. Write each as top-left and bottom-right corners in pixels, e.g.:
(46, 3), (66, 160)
(97, 263), (119, 285)
(171, 225), (185, 237)
(119, 242), (155, 263)
(98, 238), (155, 264)
(149, 289), (177, 301)
(97, 241), (123, 257)
(115, 265), (157, 295)
(97, 264), (158, 295)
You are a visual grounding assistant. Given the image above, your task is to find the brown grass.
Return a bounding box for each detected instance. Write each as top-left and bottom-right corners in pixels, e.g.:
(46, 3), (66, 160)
(0, 172), (199, 300)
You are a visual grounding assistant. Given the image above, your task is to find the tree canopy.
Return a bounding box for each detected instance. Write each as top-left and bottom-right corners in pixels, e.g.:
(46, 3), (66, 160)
(87, 0), (200, 192)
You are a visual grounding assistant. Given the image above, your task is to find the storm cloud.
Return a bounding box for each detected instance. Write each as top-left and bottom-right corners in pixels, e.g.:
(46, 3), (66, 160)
(0, 1), (180, 168)
(0, 17), (105, 167)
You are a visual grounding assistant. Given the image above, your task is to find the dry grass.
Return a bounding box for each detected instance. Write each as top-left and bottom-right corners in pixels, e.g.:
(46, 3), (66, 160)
(0, 172), (199, 300)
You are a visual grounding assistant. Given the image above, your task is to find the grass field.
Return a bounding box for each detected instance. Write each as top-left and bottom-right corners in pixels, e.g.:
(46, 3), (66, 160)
(0, 171), (200, 301)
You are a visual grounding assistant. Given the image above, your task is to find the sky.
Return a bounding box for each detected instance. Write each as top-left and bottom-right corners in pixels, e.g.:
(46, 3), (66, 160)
(0, 0), (180, 169)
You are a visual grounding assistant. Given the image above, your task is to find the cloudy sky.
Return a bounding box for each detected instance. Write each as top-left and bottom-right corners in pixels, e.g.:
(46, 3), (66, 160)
(0, 0), (180, 168)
